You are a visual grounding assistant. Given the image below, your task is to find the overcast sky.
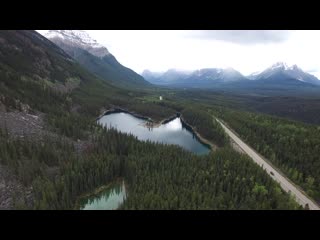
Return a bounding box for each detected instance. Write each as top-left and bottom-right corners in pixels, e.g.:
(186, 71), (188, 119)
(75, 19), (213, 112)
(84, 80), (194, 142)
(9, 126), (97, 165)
(37, 30), (320, 78)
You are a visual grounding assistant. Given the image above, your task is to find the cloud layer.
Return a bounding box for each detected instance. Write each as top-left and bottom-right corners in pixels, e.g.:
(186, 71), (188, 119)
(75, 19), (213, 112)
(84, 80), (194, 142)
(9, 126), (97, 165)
(187, 30), (292, 45)
(37, 30), (320, 78)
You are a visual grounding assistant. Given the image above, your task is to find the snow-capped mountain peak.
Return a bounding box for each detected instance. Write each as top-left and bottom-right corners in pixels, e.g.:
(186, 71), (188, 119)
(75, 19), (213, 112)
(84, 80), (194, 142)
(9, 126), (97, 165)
(224, 67), (236, 72)
(248, 62), (320, 85)
(271, 62), (290, 70)
(45, 30), (110, 58)
(289, 64), (301, 71)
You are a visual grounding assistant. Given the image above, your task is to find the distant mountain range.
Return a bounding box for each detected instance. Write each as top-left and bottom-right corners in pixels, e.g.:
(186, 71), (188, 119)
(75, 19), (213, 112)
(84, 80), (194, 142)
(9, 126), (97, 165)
(142, 68), (246, 86)
(142, 62), (320, 94)
(248, 62), (320, 85)
(44, 30), (151, 89)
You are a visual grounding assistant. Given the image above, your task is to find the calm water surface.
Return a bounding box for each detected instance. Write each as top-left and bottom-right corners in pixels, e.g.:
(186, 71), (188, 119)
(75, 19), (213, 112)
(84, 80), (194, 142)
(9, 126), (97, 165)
(79, 181), (127, 210)
(98, 112), (211, 155)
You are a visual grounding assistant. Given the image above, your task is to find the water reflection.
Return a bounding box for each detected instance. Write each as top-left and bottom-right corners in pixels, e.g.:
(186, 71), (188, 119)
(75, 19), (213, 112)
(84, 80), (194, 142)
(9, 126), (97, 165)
(98, 112), (210, 155)
(80, 181), (127, 210)
(164, 118), (182, 131)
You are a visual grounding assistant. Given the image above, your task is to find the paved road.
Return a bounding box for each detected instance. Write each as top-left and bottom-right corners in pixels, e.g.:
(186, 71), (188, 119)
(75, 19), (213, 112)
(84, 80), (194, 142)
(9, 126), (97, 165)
(215, 118), (320, 210)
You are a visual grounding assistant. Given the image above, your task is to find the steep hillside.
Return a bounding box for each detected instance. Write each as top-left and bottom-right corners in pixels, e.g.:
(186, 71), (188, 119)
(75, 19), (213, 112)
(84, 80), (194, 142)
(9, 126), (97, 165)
(0, 30), (124, 114)
(44, 30), (151, 89)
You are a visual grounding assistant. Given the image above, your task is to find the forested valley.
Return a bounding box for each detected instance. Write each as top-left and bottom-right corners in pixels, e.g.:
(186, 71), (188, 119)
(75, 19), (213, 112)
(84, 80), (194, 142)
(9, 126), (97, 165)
(0, 30), (314, 210)
(0, 65), (306, 209)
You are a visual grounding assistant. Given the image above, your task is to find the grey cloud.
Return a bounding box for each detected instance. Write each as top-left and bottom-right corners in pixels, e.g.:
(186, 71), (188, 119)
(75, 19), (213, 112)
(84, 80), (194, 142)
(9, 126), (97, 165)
(186, 30), (292, 45)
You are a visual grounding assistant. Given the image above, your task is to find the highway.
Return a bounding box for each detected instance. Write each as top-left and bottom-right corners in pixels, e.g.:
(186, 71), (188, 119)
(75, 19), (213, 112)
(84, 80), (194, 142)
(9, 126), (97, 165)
(215, 118), (320, 210)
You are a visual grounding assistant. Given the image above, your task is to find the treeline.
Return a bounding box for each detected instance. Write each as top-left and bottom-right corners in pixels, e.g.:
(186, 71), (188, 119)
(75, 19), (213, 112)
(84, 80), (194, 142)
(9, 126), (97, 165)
(212, 107), (320, 203)
(182, 107), (227, 147)
(112, 100), (176, 122)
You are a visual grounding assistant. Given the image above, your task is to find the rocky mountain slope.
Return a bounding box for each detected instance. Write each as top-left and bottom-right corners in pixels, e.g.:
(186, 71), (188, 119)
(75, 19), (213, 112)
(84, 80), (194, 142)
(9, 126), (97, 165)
(44, 30), (151, 89)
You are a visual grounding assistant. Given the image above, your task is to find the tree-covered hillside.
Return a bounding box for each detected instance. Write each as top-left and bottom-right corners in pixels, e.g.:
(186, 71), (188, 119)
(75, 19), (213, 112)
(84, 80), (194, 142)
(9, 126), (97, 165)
(212, 107), (320, 204)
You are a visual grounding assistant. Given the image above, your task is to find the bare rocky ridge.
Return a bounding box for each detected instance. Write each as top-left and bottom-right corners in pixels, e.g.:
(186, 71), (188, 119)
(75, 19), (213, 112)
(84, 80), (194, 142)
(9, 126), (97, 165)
(0, 110), (46, 139)
(0, 109), (90, 152)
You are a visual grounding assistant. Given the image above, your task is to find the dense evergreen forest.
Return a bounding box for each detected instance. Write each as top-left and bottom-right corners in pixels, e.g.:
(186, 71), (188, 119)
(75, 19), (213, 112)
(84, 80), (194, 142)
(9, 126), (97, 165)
(174, 89), (320, 125)
(0, 126), (300, 210)
(212, 107), (320, 203)
(181, 107), (227, 147)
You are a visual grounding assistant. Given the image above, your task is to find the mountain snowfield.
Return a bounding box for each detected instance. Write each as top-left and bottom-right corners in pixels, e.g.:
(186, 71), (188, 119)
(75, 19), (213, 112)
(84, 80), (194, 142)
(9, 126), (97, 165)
(45, 30), (110, 58)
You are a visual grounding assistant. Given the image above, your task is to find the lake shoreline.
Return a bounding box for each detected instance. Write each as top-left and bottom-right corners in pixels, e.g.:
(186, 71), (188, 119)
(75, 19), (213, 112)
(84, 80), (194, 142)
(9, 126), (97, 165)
(99, 107), (216, 152)
(97, 107), (152, 122)
(180, 116), (218, 151)
(74, 178), (125, 210)
(143, 114), (179, 128)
